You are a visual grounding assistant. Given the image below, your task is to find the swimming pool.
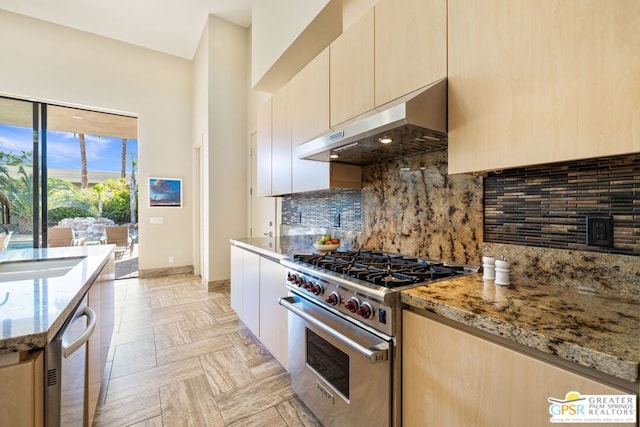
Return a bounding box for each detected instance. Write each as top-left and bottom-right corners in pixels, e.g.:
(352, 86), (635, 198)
(7, 241), (34, 250)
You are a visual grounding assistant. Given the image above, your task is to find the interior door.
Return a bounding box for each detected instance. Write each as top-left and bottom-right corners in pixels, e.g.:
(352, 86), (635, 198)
(250, 133), (277, 238)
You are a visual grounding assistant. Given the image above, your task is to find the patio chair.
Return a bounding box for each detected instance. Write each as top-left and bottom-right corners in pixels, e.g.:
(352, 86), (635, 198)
(48, 227), (85, 247)
(0, 231), (11, 250)
(104, 226), (134, 259)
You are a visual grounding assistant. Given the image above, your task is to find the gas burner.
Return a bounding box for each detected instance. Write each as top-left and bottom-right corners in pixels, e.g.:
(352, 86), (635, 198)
(292, 250), (471, 288)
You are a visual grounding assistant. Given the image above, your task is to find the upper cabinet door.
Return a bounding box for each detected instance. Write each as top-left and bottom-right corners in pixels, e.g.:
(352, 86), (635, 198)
(291, 48), (333, 193)
(291, 48), (331, 146)
(448, 0), (640, 174)
(374, 0), (447, 107)
(256, 99), (273, 197)
(271, 83), (293, 195)
(330, 8), (375, 128)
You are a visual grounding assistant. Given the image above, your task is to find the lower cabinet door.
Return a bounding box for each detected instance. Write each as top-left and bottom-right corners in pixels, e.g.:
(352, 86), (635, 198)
(258, 257), (288, 370)
(242, 251), (261, 337)
(403, 310), (633, 427)
(0, 351), (44, 427)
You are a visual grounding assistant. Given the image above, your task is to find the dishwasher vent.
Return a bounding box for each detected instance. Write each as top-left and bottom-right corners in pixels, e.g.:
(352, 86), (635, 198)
(47, 368), (58, 387)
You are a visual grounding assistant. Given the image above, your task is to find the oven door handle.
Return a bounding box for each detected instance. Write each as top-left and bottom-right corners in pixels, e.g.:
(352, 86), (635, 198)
(279, 297), (388, 364)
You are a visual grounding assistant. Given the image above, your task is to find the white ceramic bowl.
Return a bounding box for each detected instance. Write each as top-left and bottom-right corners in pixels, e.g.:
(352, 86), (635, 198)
(313, 243), (340, 251)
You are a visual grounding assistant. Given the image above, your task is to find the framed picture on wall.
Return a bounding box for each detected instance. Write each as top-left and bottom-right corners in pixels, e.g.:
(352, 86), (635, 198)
(149, 177), (182, 207)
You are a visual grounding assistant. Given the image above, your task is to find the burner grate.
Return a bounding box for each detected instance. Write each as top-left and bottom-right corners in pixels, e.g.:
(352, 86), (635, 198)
(293, 250), (465, 288)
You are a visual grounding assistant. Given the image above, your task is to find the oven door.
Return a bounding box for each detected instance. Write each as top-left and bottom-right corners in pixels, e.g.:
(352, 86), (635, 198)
(279, 295), (391, 427)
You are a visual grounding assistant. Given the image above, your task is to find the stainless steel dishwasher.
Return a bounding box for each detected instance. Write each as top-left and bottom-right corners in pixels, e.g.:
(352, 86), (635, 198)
(45, 294), (96, 427)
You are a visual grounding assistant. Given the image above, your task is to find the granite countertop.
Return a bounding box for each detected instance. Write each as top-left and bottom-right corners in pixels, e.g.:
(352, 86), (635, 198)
(0, 245), (114, 354)
(402, 274), (640, 384)
(230, 237), (639, 383)
(230, 235), (336, 259)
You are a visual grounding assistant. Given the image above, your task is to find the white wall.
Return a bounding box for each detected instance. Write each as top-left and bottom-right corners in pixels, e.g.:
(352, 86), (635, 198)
(251, 0), (331, 90)
(193, 15), (248, 283)
(0, 9), (193, 271)
(192, 19), (210, 280)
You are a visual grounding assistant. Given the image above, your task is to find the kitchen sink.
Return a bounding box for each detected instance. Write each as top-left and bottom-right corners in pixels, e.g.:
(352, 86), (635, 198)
(0, 257), (85, 282)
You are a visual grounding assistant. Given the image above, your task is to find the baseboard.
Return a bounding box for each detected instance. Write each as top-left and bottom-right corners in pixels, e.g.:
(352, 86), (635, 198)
(138, 265), (194, 278)
(207, 279), (230, 292)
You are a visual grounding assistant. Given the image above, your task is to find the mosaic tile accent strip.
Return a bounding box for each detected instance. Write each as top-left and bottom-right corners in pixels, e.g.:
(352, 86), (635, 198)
(281, 189), (362, 231)
(484, 153), (640, 255)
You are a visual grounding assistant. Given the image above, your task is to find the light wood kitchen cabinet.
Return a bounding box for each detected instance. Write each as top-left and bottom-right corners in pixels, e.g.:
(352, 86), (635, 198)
(330, 8), (374, 127)
(448, 0), (640, 174)
(289, 47), (363, 193)
(243, 250), (261, 337)
(258, 257), (288, 370)
(230, 245), (289, 370)
(291, 47), (330, 146)
(256, 99), (272, 198)
(256, 56), (363, 195)
(374, 0), (446, 107)
(230, 245), (260, 336)
(290, 46), (335, 193)
(271, 83), (293, 196)
(230, 245), (244, 315)
(0, 351), (43, 427)
(403, 310), (633, 427)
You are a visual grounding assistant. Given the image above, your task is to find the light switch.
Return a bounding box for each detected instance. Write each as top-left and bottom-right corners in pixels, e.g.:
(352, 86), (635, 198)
(150, 216), (164, 224)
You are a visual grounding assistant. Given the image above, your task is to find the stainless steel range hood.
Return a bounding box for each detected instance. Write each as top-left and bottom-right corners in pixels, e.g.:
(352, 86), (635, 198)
(296, 78), (447, 165)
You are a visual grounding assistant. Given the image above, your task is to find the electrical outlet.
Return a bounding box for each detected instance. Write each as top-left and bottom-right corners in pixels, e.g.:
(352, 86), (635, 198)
(333, 213), (341, 228)
(297, 211), (302, 224)
(168, 256), (174, 264)
(586, 216), (613, 247)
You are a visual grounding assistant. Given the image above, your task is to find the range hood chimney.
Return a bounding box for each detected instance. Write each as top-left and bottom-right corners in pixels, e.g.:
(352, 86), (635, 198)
(296, 78), (447, 165)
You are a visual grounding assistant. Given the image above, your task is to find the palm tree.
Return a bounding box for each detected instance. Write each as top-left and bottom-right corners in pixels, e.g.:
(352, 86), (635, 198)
(129, 156), (137, 224)
(78, 133), (88, 189)
(0, 165), (33, 233)
(120, 138), (127, 178)
(92, 182), (106, 217)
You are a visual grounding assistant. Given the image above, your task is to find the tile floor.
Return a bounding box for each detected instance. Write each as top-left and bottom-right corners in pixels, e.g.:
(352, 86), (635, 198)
(93, 274), (321, 427)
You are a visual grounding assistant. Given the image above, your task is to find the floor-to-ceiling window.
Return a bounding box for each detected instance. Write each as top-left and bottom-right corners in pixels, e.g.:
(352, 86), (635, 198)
(0, 96), (138, 259)
(0, 97), (39, 248)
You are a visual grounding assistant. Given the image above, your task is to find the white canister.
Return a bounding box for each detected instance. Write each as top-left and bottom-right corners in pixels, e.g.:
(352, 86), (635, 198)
(494, 259), (511, 286)
(482, 256), (496, 280)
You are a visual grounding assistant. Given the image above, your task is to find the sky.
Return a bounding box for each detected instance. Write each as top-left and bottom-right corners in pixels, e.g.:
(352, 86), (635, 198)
(0, 124), (138, 173)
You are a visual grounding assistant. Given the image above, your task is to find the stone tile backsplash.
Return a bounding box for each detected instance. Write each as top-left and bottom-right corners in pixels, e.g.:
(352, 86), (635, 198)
(283, 150), (484, 265)
(356, 151), (483, 266)
(281, 150), (639, 297)
(484, 153), (639, 255)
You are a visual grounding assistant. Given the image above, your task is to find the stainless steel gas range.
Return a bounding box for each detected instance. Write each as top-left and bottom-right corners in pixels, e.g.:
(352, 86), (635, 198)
(279, 250), (479, 427)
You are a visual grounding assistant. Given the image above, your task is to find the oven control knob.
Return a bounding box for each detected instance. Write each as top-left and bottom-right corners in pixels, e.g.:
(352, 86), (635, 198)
(344, 298), (360, 313)
(356, 302), (374, 319)
(303, 280), (313, 290)
(325, 292), (341, 306)
(311, 284), (324, 296)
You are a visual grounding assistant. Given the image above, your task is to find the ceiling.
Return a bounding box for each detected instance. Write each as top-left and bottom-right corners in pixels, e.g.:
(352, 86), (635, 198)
(0, 0), (253, 59)
(0, 97), (138, 139)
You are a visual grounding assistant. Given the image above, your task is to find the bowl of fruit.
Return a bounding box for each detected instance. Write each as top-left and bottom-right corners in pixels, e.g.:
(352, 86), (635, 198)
(314, 235), (341, 251)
